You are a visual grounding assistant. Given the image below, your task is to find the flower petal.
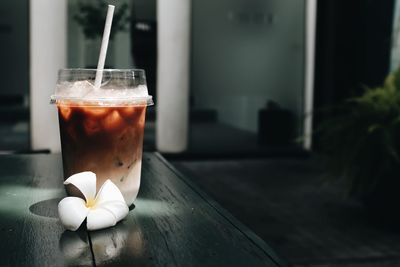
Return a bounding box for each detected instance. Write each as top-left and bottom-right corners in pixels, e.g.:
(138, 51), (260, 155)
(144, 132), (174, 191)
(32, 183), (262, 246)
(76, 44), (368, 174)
(86, 208), (116, 231)
(95, 179), (126, 205)
(99, 201), (129, 222)
(58, 197), (89, 231)
(64, 171), (96, 201)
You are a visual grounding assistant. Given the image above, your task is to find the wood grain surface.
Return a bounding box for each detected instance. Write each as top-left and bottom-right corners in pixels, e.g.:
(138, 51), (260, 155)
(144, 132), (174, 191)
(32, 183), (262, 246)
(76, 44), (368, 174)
(0, 153), (284, 267)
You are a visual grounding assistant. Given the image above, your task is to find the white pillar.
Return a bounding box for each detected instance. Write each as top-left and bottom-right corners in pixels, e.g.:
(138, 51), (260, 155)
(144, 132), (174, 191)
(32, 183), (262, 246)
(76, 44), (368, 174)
(156, 0), (191, 153)
(30, 0), (67, 152)
(303, 0), (317, 150)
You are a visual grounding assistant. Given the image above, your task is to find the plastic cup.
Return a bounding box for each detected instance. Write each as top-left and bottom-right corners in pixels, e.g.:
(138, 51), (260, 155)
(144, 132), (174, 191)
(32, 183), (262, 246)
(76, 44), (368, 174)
(51, 69), (153, 205)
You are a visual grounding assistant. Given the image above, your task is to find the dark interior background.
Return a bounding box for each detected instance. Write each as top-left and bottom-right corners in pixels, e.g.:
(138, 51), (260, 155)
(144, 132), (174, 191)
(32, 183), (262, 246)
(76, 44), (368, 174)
(313, 0), (395, 149)
(0, 0), (397, 156)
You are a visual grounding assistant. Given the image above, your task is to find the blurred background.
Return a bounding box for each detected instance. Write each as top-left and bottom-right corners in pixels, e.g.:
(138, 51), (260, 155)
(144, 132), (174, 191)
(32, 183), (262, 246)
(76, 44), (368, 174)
(1, 0), (400, 266)
(0, 0), (310, 155)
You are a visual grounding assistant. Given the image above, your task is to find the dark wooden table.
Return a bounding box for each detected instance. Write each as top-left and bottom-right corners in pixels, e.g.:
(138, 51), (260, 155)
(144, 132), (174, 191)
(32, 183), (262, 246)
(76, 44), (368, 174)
(0, 152), (286, 267)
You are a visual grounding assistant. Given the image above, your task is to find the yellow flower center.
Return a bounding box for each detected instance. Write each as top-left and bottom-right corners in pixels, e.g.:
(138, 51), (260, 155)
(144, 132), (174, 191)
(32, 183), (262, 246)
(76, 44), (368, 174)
(86, 198), (96, 208)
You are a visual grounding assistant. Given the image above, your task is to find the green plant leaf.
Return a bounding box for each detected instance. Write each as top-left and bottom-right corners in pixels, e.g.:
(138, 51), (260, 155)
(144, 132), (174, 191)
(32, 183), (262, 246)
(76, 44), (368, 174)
(318, 68), (400, 198)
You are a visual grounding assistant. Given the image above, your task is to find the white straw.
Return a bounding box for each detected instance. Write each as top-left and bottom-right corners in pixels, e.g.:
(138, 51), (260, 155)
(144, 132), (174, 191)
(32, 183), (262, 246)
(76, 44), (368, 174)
(94, 5), (115, 89)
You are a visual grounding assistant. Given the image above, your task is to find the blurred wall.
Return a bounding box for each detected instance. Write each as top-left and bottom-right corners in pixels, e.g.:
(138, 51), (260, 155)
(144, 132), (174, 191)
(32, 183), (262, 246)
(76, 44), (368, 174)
(0, 1), (29, 98)
(191, 0), (306, 133)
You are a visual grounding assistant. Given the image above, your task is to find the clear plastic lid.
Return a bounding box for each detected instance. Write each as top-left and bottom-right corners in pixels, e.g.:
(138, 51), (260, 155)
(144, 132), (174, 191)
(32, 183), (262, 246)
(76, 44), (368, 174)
(50, 69), (153, 106)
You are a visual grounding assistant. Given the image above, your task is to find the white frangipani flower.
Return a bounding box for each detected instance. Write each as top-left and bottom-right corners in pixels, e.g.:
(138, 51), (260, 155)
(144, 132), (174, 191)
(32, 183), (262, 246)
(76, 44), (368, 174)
(58, 172), (129, 231)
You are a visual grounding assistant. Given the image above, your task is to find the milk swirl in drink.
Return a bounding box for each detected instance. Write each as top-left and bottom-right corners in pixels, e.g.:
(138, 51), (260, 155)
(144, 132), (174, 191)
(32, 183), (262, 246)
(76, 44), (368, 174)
(51, 69), (153, 205)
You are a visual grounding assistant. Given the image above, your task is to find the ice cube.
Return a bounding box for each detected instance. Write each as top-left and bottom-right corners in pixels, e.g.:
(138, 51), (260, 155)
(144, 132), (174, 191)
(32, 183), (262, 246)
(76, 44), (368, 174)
(55, 80), (150, 102)
(58, 106), (72, 120)
(102, 110), (124, 131)
(82, 106), (108, 118)
(56, 81), (94, 98)
(69, 81), (95, 98)
(119, 107), (136, 118)
(136, 85), (149, 97)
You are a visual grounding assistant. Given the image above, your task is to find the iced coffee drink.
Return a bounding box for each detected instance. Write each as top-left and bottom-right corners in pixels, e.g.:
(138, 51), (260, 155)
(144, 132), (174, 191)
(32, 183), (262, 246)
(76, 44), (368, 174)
(51, 69), (153, 205)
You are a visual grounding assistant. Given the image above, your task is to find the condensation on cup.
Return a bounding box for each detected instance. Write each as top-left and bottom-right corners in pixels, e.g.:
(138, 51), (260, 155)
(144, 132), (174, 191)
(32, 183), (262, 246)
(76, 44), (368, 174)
(51, 69), (153, 206)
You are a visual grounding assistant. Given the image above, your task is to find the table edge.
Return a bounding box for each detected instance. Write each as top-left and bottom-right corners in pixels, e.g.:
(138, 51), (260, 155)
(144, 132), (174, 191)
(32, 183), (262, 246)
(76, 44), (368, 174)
(154, 152), (288, 267)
